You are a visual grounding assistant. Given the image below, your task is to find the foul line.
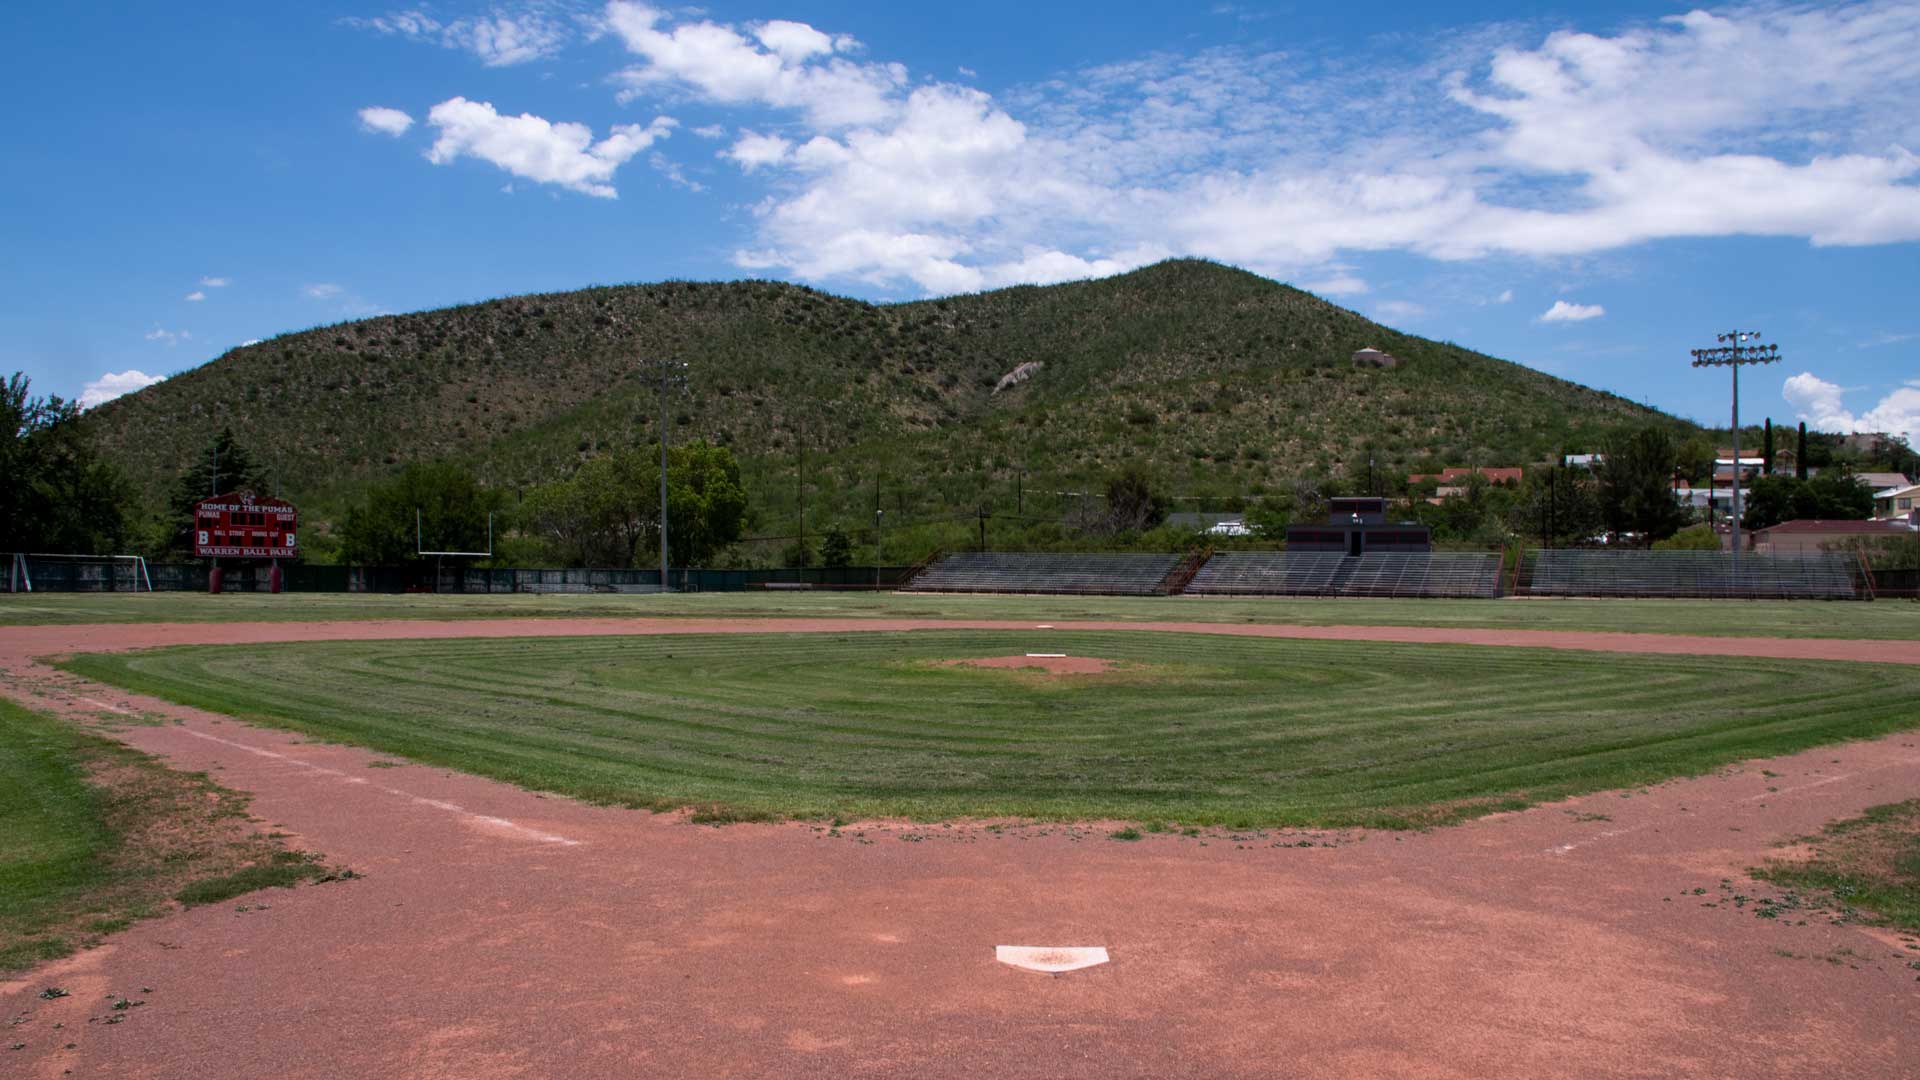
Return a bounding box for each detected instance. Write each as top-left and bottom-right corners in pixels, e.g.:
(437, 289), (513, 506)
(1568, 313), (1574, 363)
(175, 727), (581, 846)
(79, 696), (134, 715)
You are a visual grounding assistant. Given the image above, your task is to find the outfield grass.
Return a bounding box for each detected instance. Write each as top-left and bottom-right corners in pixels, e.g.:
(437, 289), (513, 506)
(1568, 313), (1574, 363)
(5, 590), (1919, 640)
(61, 631), (1920, 829)
(0, 698), (330, 973)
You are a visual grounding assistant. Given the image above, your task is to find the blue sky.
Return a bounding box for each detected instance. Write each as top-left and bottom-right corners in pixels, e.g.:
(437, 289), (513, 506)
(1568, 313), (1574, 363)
(4, 1), (1918, 442)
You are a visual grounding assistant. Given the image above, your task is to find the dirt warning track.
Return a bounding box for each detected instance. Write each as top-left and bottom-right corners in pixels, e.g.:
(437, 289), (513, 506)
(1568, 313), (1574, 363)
(2, 618), (1918, 1079)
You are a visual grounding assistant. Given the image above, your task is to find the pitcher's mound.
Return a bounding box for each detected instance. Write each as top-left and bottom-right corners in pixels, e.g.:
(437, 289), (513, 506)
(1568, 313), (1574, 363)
(941, 655), (1118, 675)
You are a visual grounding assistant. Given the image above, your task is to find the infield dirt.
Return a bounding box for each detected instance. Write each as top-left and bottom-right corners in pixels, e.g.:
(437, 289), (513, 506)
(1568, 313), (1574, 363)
(2, 617), (1917, 1078)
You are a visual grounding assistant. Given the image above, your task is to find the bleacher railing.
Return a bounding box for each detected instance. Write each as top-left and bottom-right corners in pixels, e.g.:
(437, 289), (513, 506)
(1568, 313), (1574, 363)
(1183, 552), (1503, 599)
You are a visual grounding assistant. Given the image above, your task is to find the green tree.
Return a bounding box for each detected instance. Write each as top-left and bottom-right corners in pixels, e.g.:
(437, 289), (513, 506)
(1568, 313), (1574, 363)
(2, 373), (129, 555)
(1102, 466), (1169, 533)
(165, 428), (271, 555)
(1508, 467), (1602, 547)
(662, 440), (748, 566)
(518, 440), (746, 567)
(338, 462), (503, 565)
(819, 526), (853, 567)
(1741, 472), (1874, 530)
(1652, 524), (1721, 551)
(1594, 426), (1690, 544)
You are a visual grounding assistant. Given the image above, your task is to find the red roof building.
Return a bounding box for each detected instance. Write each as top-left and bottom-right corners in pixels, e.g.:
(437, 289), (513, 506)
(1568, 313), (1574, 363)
(1406, 466), (1524, 487)
(1749, 518), (1911, 554)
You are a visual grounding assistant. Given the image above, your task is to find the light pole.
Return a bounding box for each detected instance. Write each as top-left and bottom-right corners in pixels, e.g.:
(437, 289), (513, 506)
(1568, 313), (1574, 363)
(874, 508), (884, 590)
(1689, 330), (1780, 587)
(639, 358), (689, 592)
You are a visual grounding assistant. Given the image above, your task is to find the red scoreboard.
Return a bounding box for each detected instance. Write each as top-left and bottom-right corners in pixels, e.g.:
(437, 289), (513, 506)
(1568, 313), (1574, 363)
(193, 493), (298, 559)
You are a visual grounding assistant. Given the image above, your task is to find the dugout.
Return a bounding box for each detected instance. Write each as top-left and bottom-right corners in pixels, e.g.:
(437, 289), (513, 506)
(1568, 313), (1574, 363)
(1285, 496), (1431, 556)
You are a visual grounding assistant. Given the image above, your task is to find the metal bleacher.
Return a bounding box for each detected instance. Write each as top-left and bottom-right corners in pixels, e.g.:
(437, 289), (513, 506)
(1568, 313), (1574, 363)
(906, 551), (1186, 596)
(1523, 550), (1861, 599)
(1184, 552), (1504, 599)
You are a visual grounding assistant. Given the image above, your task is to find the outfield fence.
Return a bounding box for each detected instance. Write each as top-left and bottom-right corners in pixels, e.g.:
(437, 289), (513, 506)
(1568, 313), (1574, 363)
(2, 555), (915, 594)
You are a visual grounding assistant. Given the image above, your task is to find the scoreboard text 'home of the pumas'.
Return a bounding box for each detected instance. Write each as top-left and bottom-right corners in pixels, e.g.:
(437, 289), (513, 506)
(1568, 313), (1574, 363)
(192, 492), (298, 559)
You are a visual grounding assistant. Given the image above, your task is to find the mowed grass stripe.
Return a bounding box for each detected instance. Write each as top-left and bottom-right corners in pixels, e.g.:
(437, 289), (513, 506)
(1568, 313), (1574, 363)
(61, 632), (1920, 828)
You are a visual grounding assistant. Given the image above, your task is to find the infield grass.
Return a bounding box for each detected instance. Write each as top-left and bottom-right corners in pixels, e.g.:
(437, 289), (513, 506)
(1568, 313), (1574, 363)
(60, 631), (1920, 829)
(6, 590), (1919, 640)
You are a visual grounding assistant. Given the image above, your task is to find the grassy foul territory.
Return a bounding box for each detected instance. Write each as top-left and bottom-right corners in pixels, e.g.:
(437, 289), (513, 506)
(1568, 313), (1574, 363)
(59, 631), (1920, 829)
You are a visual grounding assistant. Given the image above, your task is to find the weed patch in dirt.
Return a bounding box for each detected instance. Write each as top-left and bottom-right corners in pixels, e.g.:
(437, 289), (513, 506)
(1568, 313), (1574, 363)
(1751, 800), (1920, 932)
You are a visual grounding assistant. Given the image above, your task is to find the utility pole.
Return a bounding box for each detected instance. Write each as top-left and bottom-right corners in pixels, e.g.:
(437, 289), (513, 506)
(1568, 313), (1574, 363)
(638, 357), (688, 592)
(1545, 467), (1555, 550)
(874, 508), (884, 590)
(1690, 330), (1780, 586)
(797, 417), (806, 567)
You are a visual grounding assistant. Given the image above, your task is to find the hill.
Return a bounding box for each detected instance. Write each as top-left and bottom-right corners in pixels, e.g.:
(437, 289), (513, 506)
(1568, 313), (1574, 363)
(87, 259), (1680, 537)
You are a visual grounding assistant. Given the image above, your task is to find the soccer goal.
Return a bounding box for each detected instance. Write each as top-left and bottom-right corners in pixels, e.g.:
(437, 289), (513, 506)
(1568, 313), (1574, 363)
(8, 553), (154, 593)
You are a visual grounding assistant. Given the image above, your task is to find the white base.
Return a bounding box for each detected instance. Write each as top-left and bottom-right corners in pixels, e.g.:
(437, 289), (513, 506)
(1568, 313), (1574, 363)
(995, 946), (1110, 974)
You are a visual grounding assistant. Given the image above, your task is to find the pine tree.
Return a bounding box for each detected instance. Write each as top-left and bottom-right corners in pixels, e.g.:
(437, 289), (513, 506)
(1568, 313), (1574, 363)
(166, 428), (270, 554)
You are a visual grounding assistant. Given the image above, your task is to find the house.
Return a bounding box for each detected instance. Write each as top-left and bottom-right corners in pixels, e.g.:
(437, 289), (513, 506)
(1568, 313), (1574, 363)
(1712, 450), (1765, 486)
(1748, 518), (1913, 555)
(1873, 482), (1920, 523)
(1406, 466), (1524, 487)
(1857, 471), (1913, 495)
(1562, 453), (1603, 470)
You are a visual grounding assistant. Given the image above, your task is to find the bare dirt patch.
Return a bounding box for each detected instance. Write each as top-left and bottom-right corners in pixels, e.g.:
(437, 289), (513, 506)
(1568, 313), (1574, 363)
(938, 654), (1120, 675)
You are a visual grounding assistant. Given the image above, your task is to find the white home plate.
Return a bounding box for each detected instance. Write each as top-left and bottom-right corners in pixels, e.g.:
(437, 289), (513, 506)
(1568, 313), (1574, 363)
(996, 946), (1110, 974)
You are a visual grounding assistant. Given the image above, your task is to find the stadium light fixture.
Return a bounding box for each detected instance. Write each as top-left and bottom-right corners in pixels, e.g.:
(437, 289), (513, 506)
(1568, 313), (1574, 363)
(1689, 329), (1780, 586)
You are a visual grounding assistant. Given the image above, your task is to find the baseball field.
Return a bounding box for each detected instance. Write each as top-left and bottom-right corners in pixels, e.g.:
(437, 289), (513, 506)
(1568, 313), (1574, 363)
(2, 591), (1917, 1078)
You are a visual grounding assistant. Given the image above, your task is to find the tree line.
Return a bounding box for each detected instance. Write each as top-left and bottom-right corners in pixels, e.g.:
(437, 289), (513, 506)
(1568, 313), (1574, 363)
(3, 367), (1906, 567)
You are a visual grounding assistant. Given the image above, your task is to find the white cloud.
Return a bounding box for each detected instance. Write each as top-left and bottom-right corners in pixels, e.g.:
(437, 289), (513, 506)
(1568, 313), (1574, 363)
(1783, 372), (1920, 444)
(1374, 299), (1425, 320)
(598, 2), (1920, 295)
(723, 131), (792, 171)
(346, 8), (569, 66)
(143, 327), (189, 346)
(199, 276), (230, 288)
(79, 369), (163, 409)
(184, 290), (206, 302)
(649, 152), (702, 191)
(1495, 288), (1513, 303)
(240, 339), (262, 347)
(605, 1), (905, 128)
(424, 96), (674, 197)
(1304, 273), (1369, 297)
(1538, 300), (1605, 322)
(359, 106), (415, 136)
(303, 283), (343, 299)
(690, 124), (727, 140)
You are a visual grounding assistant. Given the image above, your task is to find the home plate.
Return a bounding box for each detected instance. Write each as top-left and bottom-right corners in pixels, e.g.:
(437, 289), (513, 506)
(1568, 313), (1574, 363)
(996, 946), (1110, 974)
(1036, 624), (1054, 629)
